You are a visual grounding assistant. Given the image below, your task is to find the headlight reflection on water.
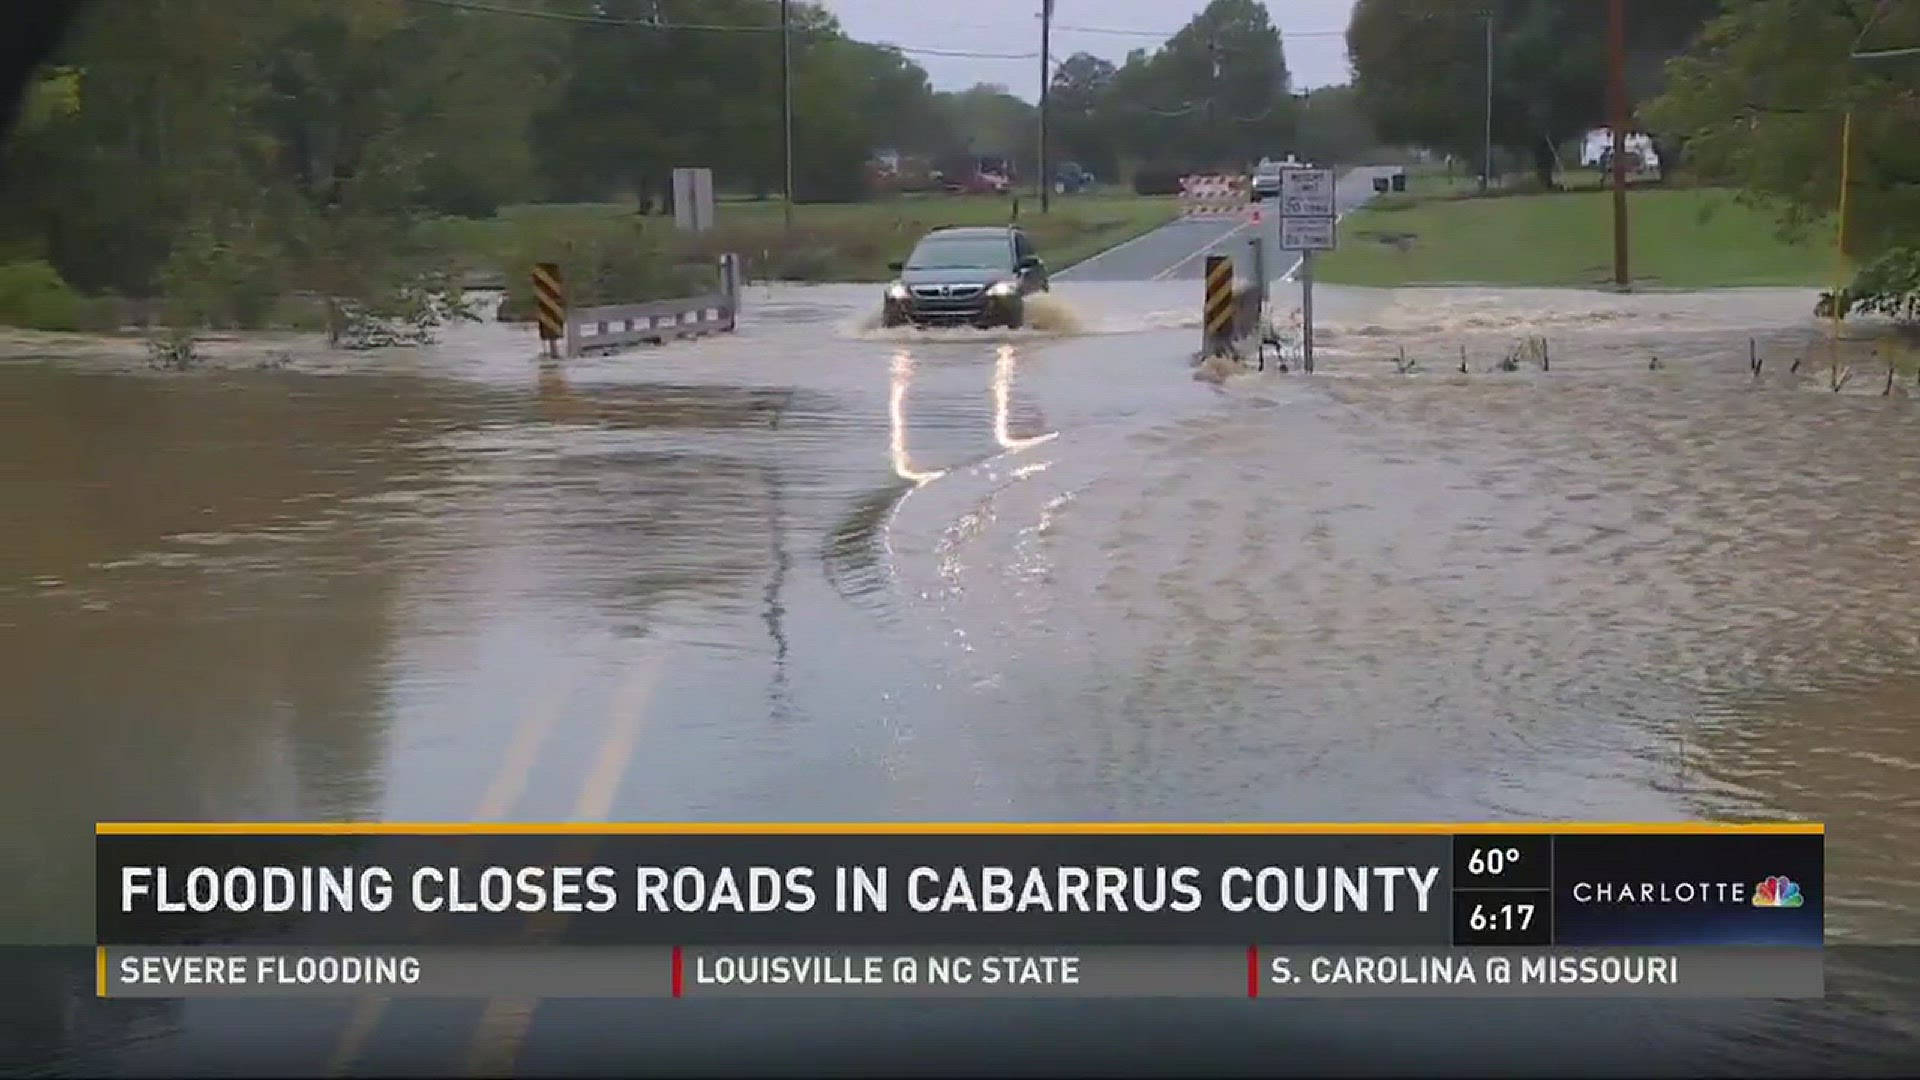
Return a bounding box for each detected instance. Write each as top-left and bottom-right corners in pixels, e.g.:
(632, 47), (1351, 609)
(889, 350), (947, 486)
(889, 346), (1056, 488)
(993, 345), (1058, 452)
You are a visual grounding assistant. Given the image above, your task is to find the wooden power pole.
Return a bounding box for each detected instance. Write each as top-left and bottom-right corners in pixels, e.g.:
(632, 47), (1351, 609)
(1608, 0), (1630, 288)
(781, 0), (794, 231)
(1039, 0), (1053, 213)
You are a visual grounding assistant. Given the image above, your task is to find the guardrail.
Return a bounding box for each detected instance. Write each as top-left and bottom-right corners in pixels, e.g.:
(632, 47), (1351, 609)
(537, 254), (742, 360)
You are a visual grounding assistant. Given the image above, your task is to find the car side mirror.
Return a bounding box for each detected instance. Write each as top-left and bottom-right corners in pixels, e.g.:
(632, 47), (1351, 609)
(1019, 256), (1043, 272)
(888, 260), (904, 272)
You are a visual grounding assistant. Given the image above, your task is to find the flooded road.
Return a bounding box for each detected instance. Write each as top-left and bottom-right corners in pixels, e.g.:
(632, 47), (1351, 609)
(3, 274), (1919, 1074)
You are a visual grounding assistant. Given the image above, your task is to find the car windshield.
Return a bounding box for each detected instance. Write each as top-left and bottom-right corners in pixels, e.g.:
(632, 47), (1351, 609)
(907, 236), (1011, 270)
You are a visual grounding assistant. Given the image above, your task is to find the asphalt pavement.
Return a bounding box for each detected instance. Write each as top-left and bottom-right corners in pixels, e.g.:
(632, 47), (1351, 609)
(1058, 166), (1402, 284)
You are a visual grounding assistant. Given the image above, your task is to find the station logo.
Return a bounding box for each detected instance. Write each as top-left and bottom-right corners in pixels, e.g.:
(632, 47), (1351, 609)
(1751, 875), (1804, 908)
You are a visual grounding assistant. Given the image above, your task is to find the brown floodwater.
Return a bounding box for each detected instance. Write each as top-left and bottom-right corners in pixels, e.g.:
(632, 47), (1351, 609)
(1, 280), (1916, 1074)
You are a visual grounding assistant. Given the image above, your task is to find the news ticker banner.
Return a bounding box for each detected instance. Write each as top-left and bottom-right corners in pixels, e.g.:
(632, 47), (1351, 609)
(95, 822), (1823, 1000)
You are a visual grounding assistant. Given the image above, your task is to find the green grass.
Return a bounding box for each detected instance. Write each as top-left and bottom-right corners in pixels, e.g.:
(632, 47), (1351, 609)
(1319, 185), (1838, 289)
(431, 193), (1179, 287)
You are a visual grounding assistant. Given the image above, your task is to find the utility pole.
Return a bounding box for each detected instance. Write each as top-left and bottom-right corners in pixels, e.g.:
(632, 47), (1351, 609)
(1607, 0), (1629, 287)
(1039, 0), (1053, 213)
(1207, 37), (1221, 168)
(781, 0), (795, 231)
(1481, 12), (1493, 193)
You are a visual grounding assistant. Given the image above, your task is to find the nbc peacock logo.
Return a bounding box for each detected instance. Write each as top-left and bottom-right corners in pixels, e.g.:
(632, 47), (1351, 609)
(1752, 875), (1805, 908)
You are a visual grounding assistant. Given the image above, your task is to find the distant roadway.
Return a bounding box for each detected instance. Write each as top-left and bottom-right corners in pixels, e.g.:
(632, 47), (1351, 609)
(1058, 166), (1401, 284)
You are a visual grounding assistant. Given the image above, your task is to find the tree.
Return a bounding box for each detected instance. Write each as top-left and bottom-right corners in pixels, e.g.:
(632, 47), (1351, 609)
(1348, 0), (1719, 186)
(533, 0), (929, 205)
(0, 0), (957, 328)
(1127, 0), (1295, 170)
(1294, 85), (1382, 166)
(1057, 0), (1297, 177)
(1050, 53), (1120, 178)
(1647, 0), (1920, 260)
(937, 84), (1038, 176)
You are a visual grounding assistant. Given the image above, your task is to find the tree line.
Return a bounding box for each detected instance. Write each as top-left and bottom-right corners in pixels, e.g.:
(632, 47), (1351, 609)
(0, 0), (1320, 318)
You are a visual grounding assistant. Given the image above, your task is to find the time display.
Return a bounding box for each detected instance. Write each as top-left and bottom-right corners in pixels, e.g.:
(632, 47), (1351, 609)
(1452, 888), (1552, 946)
(1468, 901), (1536, 933)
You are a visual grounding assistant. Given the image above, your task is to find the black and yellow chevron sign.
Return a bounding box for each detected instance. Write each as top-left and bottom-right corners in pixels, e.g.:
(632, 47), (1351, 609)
(532, 262), (565, 345)
(1204, 255), (1235, 348)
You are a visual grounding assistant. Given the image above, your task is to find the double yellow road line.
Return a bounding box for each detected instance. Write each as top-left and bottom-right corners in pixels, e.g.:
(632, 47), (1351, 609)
(327, 654), (664, 1077)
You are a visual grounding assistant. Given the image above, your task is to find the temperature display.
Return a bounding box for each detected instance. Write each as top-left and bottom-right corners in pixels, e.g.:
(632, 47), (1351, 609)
(1452, 835), (1553, 890)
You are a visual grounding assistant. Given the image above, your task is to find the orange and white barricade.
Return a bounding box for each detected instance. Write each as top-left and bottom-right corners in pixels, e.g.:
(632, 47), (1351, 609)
(1178, 175), (1251, 217)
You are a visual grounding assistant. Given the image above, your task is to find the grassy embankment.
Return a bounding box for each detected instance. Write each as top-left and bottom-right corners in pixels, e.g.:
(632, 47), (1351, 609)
(428, 192), (1180, 319)
(1318, 170), (1839, 289)
(0, 193), (1177, 332)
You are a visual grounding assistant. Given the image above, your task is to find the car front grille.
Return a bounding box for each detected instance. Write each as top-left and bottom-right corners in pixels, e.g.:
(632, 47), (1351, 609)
(906, 283), (994, 322)
(910, 284), (986, 302)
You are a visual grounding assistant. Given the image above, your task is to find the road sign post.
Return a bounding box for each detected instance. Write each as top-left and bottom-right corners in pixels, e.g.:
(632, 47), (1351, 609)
(1300, 253), (1315, 374)
(1279, 168), (1337, 374)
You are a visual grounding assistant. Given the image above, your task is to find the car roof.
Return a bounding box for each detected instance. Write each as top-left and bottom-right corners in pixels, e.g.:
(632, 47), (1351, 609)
(922, 226), (1018, 239)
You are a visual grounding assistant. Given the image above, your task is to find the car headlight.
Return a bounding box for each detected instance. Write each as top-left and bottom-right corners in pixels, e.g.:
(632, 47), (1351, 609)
(886, 282), (910, 301)
(987, 281), (1018, 298)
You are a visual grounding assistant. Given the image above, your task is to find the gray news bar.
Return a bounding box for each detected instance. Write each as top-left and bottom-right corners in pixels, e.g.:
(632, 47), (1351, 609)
(101, 946), (1823, 1000)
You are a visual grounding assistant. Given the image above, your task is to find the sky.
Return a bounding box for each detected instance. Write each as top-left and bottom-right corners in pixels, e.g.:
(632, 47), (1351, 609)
(820, 0), (1360, 98)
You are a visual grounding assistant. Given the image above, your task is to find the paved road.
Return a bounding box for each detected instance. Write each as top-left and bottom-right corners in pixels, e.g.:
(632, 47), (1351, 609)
(1059, 166), (1401, 284)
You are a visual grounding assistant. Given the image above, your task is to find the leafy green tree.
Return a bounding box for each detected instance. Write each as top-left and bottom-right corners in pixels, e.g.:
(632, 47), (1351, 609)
(1077, 0), (1296, 175)
(1348, 0), (1719, 186)
(938, 84), (1038, 175)
(1648, 0), (1920, 259)
(1294, 84), (1383, 167)
(1050, 53), (1120, 179)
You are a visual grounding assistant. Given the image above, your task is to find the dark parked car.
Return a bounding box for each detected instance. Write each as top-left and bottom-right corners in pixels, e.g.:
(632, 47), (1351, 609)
(1055, 162), (1095, 194)
(881, 225), (1049, 329)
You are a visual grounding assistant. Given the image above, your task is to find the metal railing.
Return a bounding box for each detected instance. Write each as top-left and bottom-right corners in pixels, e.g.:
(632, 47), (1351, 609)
(539, 254), (743, 359)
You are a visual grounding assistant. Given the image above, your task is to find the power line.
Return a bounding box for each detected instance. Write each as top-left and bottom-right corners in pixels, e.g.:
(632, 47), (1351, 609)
(1053, 23), (1348, 39)
(891, 46), (1038, 60)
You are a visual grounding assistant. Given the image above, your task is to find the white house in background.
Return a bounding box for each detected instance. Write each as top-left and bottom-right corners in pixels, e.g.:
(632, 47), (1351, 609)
(1580, 127), (1660, 173)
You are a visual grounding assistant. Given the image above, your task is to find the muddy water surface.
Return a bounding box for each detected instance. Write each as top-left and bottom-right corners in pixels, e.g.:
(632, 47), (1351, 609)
(3, 280), (1917, 1073)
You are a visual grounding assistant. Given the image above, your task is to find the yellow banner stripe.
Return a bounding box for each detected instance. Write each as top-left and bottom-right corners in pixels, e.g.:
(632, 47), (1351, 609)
(93, 821), (1825, 835)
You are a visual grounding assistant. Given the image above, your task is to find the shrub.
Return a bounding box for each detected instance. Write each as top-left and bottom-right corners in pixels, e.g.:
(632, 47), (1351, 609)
(0, 259), (91, 330)
(496, 220), (707, 322)
(158, 225), (284, 330)
(1132, 164), (1188, 197)
(1830, 247), (1920, 324)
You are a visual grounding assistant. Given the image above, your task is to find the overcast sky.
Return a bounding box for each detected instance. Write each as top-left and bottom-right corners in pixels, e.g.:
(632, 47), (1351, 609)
(821, 0), (1359, 98)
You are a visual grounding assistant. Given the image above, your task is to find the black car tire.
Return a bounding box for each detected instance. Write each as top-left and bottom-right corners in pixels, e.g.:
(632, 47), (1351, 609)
(881, 307), (908, 328)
